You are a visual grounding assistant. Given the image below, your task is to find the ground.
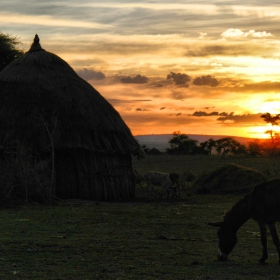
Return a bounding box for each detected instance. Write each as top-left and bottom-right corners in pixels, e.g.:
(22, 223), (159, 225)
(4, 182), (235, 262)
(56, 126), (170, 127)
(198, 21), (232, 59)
(1, 155), (280, 279)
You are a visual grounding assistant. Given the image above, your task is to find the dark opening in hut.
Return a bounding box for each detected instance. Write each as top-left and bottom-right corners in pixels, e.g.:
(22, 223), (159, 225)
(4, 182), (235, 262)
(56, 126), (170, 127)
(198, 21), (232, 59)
(0, 35), (144, 203)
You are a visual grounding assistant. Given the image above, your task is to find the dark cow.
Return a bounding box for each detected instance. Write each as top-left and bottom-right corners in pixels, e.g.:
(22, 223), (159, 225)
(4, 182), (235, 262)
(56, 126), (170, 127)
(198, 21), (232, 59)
(209, 179), (280, 264)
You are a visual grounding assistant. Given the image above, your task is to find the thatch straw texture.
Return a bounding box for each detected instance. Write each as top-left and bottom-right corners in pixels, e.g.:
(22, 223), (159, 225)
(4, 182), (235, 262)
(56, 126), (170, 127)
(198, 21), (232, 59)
(0, 35), (143, 201)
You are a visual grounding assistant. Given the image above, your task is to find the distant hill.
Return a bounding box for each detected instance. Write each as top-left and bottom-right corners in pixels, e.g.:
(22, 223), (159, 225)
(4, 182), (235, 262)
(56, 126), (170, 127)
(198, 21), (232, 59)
(134, 134), (263, 152)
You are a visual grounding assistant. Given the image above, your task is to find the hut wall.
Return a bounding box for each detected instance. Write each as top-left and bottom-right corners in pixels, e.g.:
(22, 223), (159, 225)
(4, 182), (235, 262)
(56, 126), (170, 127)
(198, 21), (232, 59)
(55, 149), (135, 201)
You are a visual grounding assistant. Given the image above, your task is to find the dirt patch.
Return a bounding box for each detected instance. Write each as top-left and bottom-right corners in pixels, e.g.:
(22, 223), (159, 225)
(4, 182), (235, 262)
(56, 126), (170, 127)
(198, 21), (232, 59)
(193, 163), (267, 195)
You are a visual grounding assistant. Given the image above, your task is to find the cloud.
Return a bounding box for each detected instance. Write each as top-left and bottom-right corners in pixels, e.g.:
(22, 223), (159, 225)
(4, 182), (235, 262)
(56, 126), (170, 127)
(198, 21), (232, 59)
(76, 68), (106, 81)
(121, 74), (149, 84)
(136, 108), (149, 111)
(193, 75), (219, 87)
(185, 42), (277, 57)
(217, 113), (263, 124)
(243, 81), (280, 92)
(221, 29), (273, 39)
(211, 62), (223, 67)
(215, 80), (280, 93)
(171, 90), (188, 100)
(0, 12), (111, 29)
(160, 107), (166, 110)
(204, 106), (215, 110)
(167, 72), (191, 86)
(107, 99), (152, 105)
(156, 83), (164, 87)
(193, 111), (219, 116)
(225, 81), (280, 93)
(190, 111), (264, 125)
(198, 32), (207, 39)
(191, 111), (229, 117)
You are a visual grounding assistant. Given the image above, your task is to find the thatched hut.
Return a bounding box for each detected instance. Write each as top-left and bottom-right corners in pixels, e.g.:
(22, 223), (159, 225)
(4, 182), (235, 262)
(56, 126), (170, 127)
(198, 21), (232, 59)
(0, 34), (143, 201)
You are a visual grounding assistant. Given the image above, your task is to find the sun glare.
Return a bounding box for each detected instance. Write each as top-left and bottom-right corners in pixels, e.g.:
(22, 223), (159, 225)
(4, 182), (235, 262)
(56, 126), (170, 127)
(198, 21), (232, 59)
(260, 101), (280, 115)
(247, 124), (280, 139)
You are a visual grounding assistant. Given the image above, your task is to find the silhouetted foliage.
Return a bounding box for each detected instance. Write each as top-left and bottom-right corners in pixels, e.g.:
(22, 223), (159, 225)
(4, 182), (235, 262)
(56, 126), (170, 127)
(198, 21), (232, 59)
(248, 140), (264, 156)
(141, 145), (161, 155)
(147, 148), (161, 155)
(0, 33), (24, 72)
(192, 145), (209, 155)
(261, 113), (280, 126)
(216, 137), (247, 155)
(200, 138), (216, 155)
(260, 113), (280, 154)
(141, 145), (149, 154)
(166, 132), (198, 155)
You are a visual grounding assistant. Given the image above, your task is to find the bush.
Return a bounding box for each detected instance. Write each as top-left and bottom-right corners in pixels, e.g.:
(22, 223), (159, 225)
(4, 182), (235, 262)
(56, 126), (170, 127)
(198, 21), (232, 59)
(147, 148), (161, 155)
(193, 163), (267, 195)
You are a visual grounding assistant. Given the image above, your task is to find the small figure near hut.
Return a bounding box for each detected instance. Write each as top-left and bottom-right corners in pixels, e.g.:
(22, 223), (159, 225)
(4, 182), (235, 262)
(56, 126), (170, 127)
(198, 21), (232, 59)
(209, 179), (280, 264)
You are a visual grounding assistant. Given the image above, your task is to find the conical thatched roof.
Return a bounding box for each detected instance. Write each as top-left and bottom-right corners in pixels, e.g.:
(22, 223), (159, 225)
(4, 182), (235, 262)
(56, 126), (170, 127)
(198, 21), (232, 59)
(0, 35), (143, 157)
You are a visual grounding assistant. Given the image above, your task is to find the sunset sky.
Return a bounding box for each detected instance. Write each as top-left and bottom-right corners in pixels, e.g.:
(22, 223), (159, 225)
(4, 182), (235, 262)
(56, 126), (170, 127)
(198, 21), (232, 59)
(2, 1), (280, 138)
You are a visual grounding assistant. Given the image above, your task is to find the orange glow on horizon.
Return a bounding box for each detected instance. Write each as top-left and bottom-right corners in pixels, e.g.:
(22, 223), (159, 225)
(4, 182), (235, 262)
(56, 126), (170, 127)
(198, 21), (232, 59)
(247, 125), (273, 140)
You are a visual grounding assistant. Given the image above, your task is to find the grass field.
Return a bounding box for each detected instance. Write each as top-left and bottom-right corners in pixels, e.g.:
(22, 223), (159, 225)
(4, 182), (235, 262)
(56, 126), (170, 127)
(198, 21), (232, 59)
(132, 155), (280, 180)
(1, 155), (280, 279)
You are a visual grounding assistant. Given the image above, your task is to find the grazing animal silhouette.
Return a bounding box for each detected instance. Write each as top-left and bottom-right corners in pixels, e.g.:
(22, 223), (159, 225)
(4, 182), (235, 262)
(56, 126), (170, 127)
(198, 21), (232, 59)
(209, 179), (280, 263)
(169, 173), (180, 189)
(169, 172), (180, 198)
(143, 171), (179, 199)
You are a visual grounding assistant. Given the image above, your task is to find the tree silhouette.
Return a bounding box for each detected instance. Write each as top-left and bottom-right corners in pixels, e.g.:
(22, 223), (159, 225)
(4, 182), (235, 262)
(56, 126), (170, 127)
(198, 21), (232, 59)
(200, 138), (216, 155)
(0, 33), (24, 72)
(215, 137), (246, 155)
(261, 113), (280, 148)
(261, 113), (280, 126)
(166, 132), (198, 155)
(248, 140), (263, 156)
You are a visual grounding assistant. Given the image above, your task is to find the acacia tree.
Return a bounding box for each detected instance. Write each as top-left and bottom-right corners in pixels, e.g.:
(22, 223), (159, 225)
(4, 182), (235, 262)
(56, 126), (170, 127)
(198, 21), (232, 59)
(0, 33), (24, 72)
(261, 113), (280, 148)
(200, 138), (216, 155)
(216, 137), (246, 155)
(166, 132), (198, 155)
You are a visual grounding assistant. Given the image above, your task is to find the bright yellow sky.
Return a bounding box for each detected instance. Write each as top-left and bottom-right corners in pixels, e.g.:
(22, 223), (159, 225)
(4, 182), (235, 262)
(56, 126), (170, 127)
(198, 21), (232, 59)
(2, 1), (280, 138)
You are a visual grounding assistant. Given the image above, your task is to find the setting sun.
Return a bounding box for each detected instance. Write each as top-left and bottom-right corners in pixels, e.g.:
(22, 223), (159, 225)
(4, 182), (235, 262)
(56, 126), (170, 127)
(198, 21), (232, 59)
(259, 101), (280, 115)
(247, 125), (276, 139)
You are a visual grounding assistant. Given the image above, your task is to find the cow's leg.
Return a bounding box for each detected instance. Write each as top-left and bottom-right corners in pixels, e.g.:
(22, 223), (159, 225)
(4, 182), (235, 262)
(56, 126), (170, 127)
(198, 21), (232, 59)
(258, 222), (268, 264)
(268, 223), (280, 264)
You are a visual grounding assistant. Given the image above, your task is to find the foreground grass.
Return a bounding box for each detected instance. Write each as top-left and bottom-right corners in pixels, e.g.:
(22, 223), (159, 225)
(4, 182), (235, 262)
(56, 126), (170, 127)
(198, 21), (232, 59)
(1, 195), (280, 279)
